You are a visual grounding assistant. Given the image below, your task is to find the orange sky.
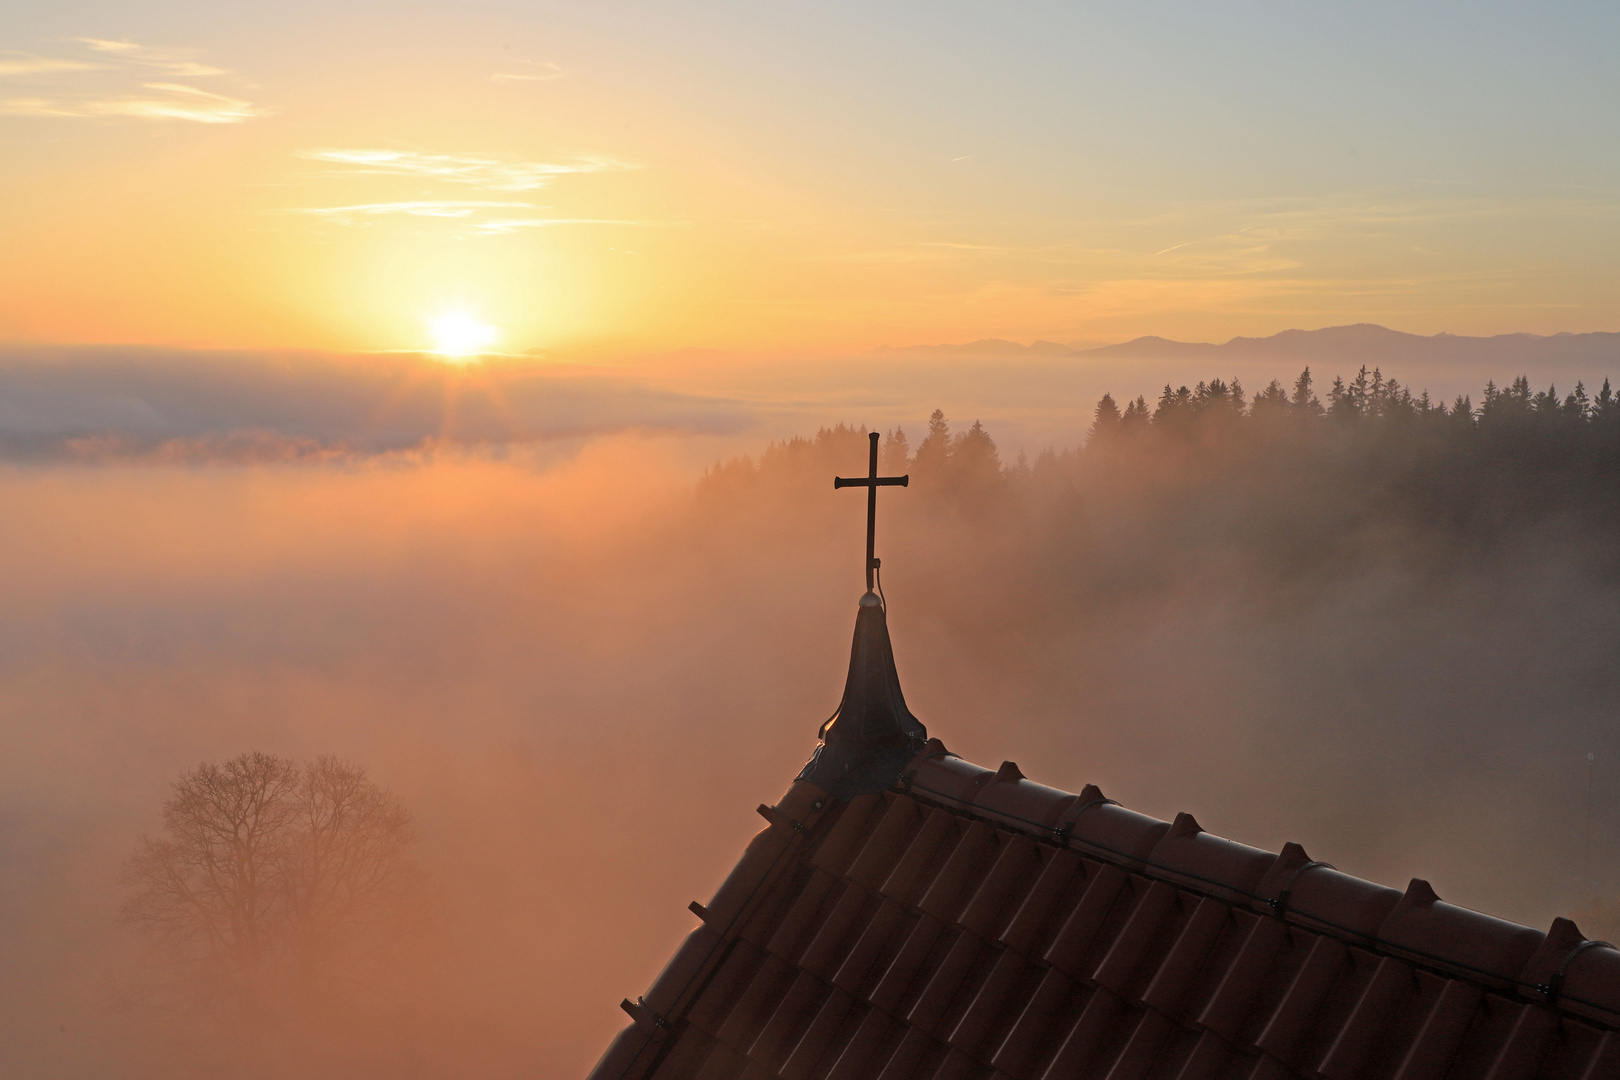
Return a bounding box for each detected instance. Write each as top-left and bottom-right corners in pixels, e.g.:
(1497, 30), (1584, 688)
(2, 6), (1617, 356)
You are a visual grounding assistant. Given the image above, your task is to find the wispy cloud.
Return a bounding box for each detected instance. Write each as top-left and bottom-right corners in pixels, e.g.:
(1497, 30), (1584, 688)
(474, 217), (664, 234)
(0, 83), (261, 124)
(491, 61), (568, 84)
(0, 39), (262, 123)
(0, 84), (261, 124)
(297, 149), (638, 192)
(293, 201), (536, 220)
(0, 55), (104, 76)
(75, 38), (228, 78)
(286, 201), (663, 233)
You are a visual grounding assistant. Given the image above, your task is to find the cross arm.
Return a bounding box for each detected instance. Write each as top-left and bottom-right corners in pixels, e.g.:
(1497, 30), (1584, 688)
(833, 475), (910, 489)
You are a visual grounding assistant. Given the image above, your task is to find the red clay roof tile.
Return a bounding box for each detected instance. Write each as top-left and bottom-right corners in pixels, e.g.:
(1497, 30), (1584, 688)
(717, 954), (796, 1051)
(687, 942), (768, 1033)
(874, 1026), (939, 1080)
(1139, 895), (1230, 1018)
(645, 926), (726, 1018)
(692, 1039), (748, 1080)
(969, 770), (1079, 833)
(749, 970), (831, 1072)
(906, 932), (985, 1036)
(1059, 797), (1170, 866)
(1259, 855), (1403, 940)
(1197, 915), (1291, 1040)
(867, 915), (948, 1015)
(1379, 879), (1546, 988)
(1248, 1052), (1294, 1080)
(1092, 879), (1183, 997)
(706, 829), (795, 927)
(957, 834), (1039, 940)
(1039, 986), (1127, 1080)
(1174, 1028), (1235, 1080)
(929, 1047), (983, 1080)
(847, 798), (926, 890)
(650, 1029), (717, 1080)
(1042, 862), (1130, 978)
(778, 987), (856, 1080)
(903, 752), (992, 804)
(800, 885), (877, 981)
(1254, 934), (1347, 1064)
(947, 948), (1033, 1058)
(1318, 954), (1416, 1078)
(1107, 1008), (1179, 1080)
(989, 966), (1077, 1079)
(765, 871), (842, 964)
(880, 809), (959, 907)
(825, 1006), (899, 1080)
(1578, 1030), (1618, 1080)
(809, 794), (885, 878)
(1148, 813), (1276, 904)
(1483, 1002), (1561, 1080)
(832, 899), (912, 997)
(918, 821), (998, 925)
(998, 848), (1084, 958)
(1391, 978), (1484, 1080)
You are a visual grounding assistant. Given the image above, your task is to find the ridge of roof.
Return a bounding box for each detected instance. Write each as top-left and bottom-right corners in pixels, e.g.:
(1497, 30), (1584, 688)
(588, 742), (1620, 1080)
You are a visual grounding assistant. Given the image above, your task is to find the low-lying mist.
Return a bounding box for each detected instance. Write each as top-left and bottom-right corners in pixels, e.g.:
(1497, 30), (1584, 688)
(3, 367), (1618, 1079)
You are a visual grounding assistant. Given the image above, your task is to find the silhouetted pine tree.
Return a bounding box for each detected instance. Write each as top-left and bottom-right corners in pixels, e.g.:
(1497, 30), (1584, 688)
(881, 427), (911, 472)
(914, 409), (951, 475)
(1088, 393), (1122, 448)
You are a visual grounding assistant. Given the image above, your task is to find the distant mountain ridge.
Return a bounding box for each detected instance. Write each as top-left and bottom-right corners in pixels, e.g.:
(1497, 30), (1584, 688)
(880, 324), (1620, 369)
(873, 338), (1080, 357)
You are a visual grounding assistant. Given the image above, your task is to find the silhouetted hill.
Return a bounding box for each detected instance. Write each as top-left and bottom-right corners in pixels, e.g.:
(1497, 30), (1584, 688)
(872, 338), (1081, 357)
(868, 325), (1620, 373)
(1082, 323), (1620, 368)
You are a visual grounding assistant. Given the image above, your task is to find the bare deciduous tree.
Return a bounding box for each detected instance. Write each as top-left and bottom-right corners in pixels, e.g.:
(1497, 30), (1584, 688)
(123, 752), (417, 1044)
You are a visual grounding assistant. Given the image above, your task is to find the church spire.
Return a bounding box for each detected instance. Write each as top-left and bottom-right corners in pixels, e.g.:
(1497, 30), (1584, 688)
(798, 431), (927, 799)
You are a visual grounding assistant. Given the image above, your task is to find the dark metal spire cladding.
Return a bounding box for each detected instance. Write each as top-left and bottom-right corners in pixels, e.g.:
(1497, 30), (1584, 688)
(798, 592), (928, 799)
(799, 431), (926, 799)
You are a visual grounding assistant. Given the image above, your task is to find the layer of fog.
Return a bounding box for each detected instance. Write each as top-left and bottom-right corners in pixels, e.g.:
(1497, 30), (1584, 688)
(2, 399), (1617, 1077)
(6, 325), (1616, 465)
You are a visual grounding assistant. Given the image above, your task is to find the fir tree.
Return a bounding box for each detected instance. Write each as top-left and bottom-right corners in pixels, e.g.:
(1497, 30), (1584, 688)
(914, 409), (951, 473)
(1088, 393), (1122, 448)
(1292, 367), (1324, 416)
(881, 427), (911, 472)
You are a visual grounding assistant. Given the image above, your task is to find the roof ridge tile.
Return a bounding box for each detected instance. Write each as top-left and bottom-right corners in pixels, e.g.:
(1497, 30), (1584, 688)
(1377, 879), (1544, 988)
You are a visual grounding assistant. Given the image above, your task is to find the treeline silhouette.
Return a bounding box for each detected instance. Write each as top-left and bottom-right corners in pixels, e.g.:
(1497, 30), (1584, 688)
(698, 366), (1620, 610)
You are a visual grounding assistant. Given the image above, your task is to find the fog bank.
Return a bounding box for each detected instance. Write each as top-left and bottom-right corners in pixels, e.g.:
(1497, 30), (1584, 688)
(3, 370), (1618, 1078)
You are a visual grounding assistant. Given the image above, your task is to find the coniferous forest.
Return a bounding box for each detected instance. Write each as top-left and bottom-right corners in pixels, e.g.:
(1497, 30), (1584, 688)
(699, 366), (1620, 606)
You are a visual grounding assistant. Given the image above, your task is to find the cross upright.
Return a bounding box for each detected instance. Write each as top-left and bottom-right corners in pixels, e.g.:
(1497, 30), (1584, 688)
(834, 430), (909, 593)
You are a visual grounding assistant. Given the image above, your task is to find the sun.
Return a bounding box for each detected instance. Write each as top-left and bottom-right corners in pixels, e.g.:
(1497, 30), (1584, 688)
(427, 311), (500, 359)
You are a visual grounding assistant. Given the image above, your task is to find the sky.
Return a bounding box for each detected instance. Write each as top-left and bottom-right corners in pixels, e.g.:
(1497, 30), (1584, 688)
(2, 2), (1618, 356)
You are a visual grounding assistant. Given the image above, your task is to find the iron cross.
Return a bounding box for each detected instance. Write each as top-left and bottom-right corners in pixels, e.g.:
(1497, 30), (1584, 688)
(834, 431), (909, 592)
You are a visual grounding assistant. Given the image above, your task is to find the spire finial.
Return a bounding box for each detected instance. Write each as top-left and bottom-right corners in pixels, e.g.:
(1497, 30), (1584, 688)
(834, 430), (908, 593)
(799, 431), (925, 799)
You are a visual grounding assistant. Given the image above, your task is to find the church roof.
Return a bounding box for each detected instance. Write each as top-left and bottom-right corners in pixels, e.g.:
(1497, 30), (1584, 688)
(587, 743), (1620, 1080)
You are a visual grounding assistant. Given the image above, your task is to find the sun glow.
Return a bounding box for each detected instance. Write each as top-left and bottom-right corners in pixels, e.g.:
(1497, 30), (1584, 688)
(428, 311), (500, 358)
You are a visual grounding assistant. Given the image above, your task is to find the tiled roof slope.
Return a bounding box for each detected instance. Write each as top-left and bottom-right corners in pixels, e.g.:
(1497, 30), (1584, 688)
(588, 742), (1620, 1080)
